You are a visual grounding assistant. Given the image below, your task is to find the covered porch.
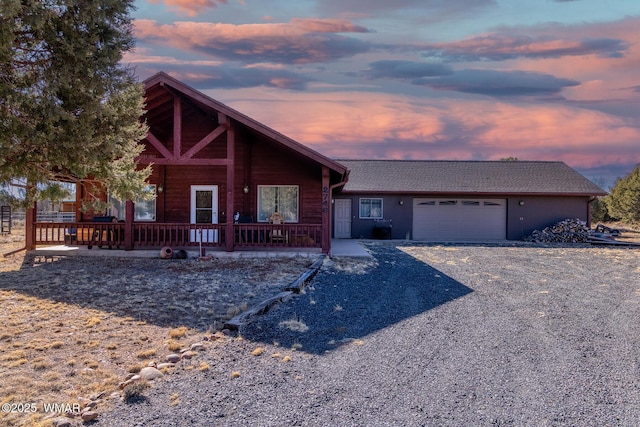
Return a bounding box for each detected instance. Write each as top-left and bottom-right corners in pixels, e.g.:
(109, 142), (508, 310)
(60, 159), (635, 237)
(31, 220), (322, 252)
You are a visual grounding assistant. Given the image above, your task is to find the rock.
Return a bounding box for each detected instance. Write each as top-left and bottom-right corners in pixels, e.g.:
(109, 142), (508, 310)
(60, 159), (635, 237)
(89, 391), (105, 401)
(190, 342), (204, 351)
(85, 400), (97, 409)
(52, 417), (72, 427)
(157, 362), (176, 370)
(81, 411), (99, 422)
(147, 361), (157, 367)
(139, 366), (164, 380)
(130, 374), (141, 381)
(180, 350), (197, 359)
(166, 353), (181, 363)
(76, 397), (91, 407)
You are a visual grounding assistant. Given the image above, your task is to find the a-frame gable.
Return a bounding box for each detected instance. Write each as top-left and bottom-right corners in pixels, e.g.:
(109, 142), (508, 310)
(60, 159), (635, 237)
(141, 72), (348, 176)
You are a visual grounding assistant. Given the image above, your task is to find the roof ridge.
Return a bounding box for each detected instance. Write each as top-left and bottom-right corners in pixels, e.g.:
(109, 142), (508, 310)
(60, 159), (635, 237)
(335, 159), (565, 164)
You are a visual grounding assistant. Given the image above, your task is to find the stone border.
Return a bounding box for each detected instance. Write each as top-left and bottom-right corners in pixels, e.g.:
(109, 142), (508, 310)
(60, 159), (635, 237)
(224, 255), (325, 331)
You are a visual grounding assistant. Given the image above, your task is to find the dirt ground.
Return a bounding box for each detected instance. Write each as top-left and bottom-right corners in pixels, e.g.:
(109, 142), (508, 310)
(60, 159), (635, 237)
(0, 229), (315, 427)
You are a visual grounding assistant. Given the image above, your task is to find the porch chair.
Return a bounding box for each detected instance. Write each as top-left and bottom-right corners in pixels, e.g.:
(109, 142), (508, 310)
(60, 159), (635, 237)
(268, 212), (288, 244)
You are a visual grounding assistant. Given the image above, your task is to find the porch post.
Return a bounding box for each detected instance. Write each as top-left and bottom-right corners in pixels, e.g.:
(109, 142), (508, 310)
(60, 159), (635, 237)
(321, 166), (330, 254)
(25, 201), (36, 250)
(124, 200), (134, 251)
(225, 118), (235, 252)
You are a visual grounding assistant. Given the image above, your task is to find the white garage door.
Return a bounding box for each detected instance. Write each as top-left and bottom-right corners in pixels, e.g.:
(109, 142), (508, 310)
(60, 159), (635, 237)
(413, 198), (506, 241)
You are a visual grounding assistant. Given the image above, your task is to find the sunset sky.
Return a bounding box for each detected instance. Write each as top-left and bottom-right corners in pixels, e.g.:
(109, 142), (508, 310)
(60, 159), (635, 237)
(126, 0), (640, 188)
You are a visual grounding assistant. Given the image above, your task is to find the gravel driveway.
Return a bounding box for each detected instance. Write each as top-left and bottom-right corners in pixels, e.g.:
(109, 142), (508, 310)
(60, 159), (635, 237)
(102, 241), (640, 426)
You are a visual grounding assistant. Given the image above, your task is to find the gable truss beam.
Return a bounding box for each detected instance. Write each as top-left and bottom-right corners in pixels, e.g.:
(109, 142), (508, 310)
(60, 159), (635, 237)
(146, 131), (174, 159)
(180, 112), (230, 160)
(173, 96), (182, 159)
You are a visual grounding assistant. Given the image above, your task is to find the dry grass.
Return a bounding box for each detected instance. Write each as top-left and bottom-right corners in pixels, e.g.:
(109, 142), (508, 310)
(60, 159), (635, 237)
(278, 318), (310, 332)
(0, 229), (314, 426)
(170, 392), (180, 406)
(123, 379), (150, 403)
(136, 348), (157, 359)
(168, 326), (187, 339)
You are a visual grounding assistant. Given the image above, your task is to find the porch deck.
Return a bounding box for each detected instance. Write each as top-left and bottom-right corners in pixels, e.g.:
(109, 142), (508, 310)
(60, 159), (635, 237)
(34, 222), (322, 251)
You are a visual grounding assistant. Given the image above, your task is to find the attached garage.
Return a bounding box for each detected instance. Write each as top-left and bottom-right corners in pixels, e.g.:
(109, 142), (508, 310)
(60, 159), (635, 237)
(413, 198), (506, 241)
(335, 160), (606, 241)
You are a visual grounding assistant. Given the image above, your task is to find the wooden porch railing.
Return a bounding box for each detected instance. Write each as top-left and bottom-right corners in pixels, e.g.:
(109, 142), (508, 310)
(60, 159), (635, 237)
(33, 222), (322, 250)
(35, 222), (125, 249)
(233, 223), (322, 248)
(133, 223), (225, 248)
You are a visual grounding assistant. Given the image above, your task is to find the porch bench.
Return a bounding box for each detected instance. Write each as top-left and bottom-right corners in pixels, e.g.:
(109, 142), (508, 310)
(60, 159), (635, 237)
(88, 216), (119, 249)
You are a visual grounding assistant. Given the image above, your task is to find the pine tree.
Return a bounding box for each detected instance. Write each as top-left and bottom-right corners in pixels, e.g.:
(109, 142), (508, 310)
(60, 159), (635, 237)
(606, 165), (640, 224)
(0, 0), (150, 208)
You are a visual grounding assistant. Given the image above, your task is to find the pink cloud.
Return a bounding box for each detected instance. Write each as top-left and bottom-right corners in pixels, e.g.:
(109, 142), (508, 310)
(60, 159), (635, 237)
(134, 18), (371, 64)
(290, 18), (371, 33)
(147, 0), (231, 17)
(415, 17), (640, 112)
(213, 88), (640, 169)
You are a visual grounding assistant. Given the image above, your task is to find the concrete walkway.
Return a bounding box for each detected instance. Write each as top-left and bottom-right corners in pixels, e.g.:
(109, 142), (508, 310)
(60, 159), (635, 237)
(329, 239), (372, 257)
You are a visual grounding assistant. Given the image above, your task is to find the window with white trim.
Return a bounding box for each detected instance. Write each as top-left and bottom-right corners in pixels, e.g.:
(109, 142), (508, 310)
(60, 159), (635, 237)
(108, 185), (157, 221)
(359, 198), (383, 219)
(257, 185), (299, 222)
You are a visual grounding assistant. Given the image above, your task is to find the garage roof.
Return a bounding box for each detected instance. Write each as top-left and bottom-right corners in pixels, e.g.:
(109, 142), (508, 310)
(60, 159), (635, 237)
(338, 160), (606, 196)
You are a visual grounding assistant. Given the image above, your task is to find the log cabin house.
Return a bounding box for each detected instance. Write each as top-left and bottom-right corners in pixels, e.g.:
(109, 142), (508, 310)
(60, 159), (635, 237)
(29, 72), (348, 254)
(28, 73), (606, 252)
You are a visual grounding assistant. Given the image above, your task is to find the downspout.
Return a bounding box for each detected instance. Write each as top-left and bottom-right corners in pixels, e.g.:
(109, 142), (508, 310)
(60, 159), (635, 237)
(587, 196), (598, 228)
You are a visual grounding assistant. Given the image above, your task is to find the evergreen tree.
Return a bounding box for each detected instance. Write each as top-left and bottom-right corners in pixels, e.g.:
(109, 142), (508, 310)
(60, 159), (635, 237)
(589, 176), (610, 223)
(606, 165), (640, 224)
(590, 197), (610, 223)
(0, 0), (150, 208)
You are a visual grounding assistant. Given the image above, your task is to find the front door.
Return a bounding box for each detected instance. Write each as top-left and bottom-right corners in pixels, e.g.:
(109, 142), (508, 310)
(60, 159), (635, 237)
(190, 185), (218, 243)
(334, 199), (352, 238)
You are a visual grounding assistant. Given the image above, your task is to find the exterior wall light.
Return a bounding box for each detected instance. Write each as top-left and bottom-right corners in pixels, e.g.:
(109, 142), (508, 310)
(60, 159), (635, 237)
(243, 185), (250, 194)
(518, 200), (525, 206)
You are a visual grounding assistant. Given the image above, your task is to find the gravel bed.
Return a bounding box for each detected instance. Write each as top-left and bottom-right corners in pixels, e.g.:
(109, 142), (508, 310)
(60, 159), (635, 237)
(99, 241), (640, 426)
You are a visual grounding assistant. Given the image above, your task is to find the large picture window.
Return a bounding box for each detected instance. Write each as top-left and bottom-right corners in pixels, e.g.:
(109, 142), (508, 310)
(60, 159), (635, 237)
(109, 185), (156, 221)
(359, 198), (383, 219)
(258, 185), (298, 222)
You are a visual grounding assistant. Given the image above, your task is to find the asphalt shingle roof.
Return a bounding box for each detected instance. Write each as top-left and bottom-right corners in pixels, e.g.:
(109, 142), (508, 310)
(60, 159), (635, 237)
(337, 160), (606, 196)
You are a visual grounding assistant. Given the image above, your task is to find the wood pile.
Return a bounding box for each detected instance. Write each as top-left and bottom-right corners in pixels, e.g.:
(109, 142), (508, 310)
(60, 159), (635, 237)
(524, 219), (592, 243)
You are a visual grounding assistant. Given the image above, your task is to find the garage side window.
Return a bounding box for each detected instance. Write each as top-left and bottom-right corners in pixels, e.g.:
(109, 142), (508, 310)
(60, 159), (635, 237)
(359, 198), (383, 219)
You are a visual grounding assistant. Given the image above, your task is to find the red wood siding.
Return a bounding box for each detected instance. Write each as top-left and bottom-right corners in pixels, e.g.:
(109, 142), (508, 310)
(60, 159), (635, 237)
(144, 129), (323, 225)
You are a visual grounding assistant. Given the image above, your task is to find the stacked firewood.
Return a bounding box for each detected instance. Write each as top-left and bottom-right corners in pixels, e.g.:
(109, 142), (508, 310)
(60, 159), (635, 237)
(524, 219), (592, 243)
